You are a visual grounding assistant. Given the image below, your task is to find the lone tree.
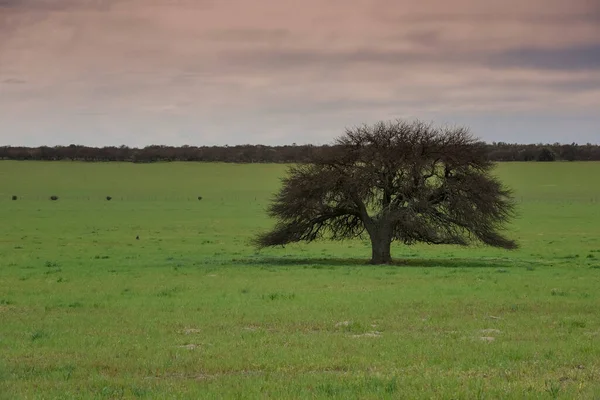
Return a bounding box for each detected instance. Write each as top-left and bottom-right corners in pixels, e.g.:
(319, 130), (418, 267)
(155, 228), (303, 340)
(253, 120), (518, 264)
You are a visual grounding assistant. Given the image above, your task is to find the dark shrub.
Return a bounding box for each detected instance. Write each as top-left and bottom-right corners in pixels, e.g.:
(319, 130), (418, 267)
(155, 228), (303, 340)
(50, 196), (59, 201)
(537, 148), (556, 162)
(198, 196), (203, 200)
(11, 195), (17, 200)
(106, 196), (112, 201)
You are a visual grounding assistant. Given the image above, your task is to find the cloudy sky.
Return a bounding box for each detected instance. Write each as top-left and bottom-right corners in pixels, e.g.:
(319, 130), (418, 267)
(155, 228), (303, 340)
(1, 0), (599, 147)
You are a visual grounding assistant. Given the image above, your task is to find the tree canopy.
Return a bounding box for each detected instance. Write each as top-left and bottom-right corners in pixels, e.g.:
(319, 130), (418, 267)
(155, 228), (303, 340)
(254, 119), (518, 264)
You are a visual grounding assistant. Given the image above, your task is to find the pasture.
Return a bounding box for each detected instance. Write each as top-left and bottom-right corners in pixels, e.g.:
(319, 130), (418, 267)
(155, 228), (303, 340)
(1, 161), (600, 399)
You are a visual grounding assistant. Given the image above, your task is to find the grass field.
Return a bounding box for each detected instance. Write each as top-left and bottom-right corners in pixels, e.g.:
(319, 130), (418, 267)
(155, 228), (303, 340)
(1, 161), (600, 399)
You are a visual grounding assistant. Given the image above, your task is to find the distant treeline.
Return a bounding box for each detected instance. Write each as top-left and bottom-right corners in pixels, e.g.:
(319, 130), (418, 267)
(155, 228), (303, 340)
(1, 142), (599, 163)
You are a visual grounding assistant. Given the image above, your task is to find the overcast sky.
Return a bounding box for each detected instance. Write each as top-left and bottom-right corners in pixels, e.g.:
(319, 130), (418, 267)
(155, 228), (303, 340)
(1, 0), (599, 147)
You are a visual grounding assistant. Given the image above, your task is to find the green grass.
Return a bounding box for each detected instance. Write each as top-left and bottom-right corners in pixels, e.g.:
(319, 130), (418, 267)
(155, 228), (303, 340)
(1, 161), (600, 399)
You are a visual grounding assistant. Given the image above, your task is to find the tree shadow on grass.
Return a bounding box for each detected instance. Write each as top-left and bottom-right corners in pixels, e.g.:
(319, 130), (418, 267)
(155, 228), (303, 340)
(233, 256), (528, 269)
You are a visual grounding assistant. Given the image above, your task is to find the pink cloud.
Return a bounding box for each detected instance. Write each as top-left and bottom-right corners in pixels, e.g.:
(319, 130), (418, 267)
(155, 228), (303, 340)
(1, 0), (599, 146)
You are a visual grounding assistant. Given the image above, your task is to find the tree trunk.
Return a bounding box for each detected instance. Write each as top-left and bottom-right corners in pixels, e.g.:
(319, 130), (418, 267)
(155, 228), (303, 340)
(369, 233), (392, 264)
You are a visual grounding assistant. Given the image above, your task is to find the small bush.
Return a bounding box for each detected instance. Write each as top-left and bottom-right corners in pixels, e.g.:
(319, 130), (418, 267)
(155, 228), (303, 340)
(45, 261), (60, 268)
(11, 195), (17, 200)
(106, 196), (112, 201)
(30, 330), (48, 341)
(198, 196), (203, 200)
(50, 196), (59, 201)
(262, 292), (296, 301)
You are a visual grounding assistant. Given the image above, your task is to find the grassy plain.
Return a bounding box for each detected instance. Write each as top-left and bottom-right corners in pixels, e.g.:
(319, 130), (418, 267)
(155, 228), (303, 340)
(1, 161), (600, 399)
